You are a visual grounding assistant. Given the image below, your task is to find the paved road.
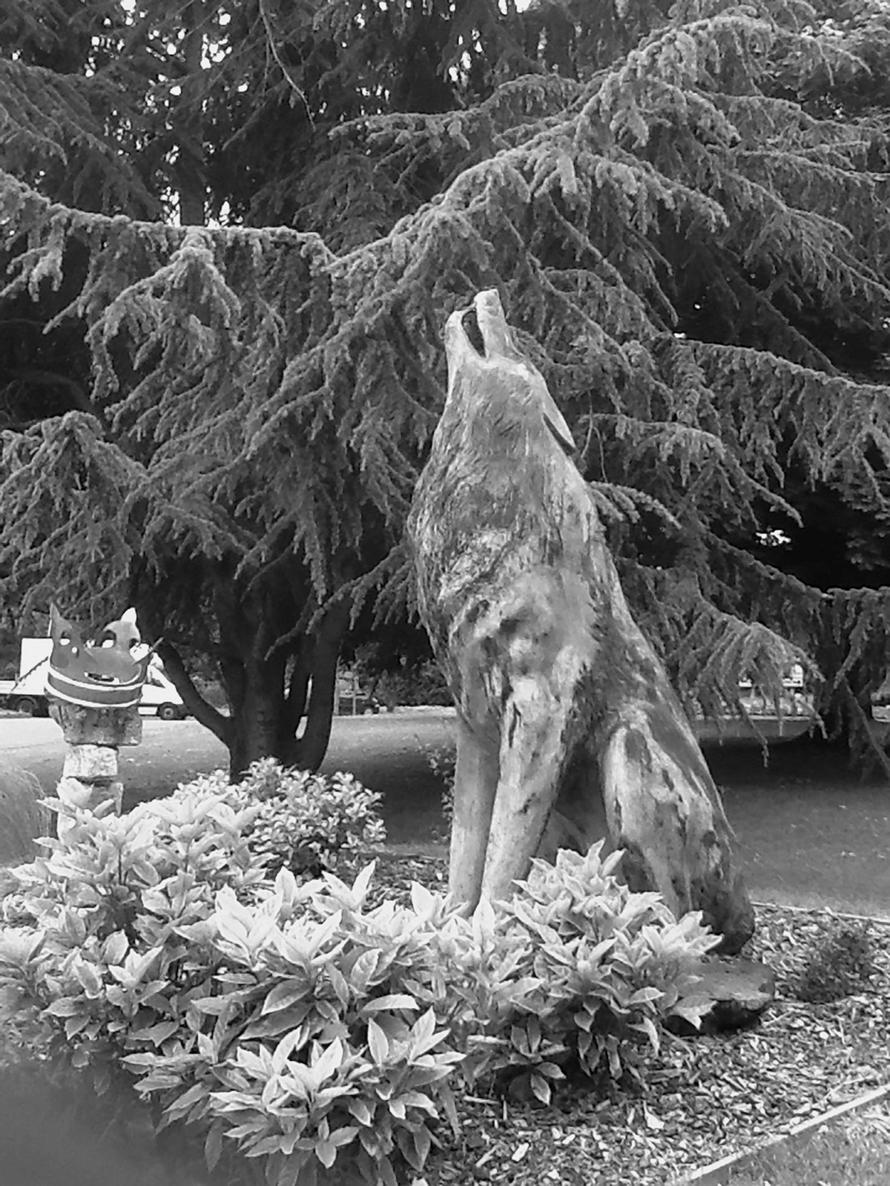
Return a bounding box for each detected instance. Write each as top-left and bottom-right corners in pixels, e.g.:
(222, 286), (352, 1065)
(1, 710), (887, 916)
(0, 710), (456, 844)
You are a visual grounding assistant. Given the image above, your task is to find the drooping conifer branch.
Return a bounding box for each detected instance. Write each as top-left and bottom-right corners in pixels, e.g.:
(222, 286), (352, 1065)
(2, 0), (890, 768)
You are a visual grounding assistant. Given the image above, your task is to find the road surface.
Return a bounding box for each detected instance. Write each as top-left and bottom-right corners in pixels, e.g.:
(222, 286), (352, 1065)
(0, 710), (887, 915)
(0, 710), (456, 845)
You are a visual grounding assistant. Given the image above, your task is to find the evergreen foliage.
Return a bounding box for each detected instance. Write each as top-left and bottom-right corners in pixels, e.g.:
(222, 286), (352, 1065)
(0, 789), (716, 1185)
(2, 0), (890, 769)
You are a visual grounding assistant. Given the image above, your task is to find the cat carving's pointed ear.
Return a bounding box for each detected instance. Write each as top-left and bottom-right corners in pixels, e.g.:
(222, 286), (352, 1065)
(50, 603), (79, 647)
(100, 608), (141, 650)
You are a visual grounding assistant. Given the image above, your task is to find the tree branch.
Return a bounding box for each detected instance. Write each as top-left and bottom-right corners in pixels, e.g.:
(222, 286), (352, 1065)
(257, 0), (313, 127)
(155, 638), (233, 746)
(6, 369), (95, 416)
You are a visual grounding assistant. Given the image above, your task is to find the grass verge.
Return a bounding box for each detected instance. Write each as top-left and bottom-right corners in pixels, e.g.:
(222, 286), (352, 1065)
(727, 1107), (890, 1184)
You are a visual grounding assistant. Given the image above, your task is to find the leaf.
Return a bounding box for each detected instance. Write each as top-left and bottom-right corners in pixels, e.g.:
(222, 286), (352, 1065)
(536, 1061), (565, 1080)
(361, 993), (418, 1014)
(312, 1036), (345, 1083)
(102, 931), (129, 964)
(65, 1014), (90, 1039)
(131, 1019), (181, 1046)
(271, 1024), (310, 1071)
(327, 963), (351, 1006)
(205, 1121), (224, 1171)
(671, 994), (715, 1028)
(378, 1154), (398, 1186)
(45, 996), (84, 1017)
(630, 1015), (660, 1053)
(348, 1098), (373, 1126)
(411, 1008), (447, 1056)
(367, 1017), (389, 1066)
(351, 861), (376, 900)
(314, 1137), (337, 1169)
(410, 882), (435, 915)
(349, 948), (380, 993)
(412, 1125), (431, 1168)
(627, 985), (663, 1006)
(530, 1072), (552, 1104)
(262, 979), (310, 1015)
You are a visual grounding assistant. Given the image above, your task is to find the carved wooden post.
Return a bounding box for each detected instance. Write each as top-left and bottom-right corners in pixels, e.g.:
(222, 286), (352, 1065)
(44, 606), (152, 834)
(49, 703), (141, 827)
(408, 289), (754, 953)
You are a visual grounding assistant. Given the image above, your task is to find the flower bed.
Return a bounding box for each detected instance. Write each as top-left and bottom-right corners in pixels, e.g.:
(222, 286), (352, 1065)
(361, 853), (890, 1185)
(0, 775), (725, 1186)
(1, 824), (887, 1186)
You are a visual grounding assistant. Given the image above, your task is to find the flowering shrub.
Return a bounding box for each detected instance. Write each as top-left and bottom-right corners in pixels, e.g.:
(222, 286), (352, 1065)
(421, 741), (456, 829)
(0, 781), (718, 1186)
(433, 844), (718, 1103)
(794, 917), (878, 1003)
(206, 758), (387, 875)
(0, 784), (456, 1185)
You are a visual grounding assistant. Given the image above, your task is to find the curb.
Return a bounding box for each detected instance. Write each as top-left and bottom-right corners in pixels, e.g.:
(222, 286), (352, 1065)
(751, 900), (890, 927)
(671, 1081), (890, 1184)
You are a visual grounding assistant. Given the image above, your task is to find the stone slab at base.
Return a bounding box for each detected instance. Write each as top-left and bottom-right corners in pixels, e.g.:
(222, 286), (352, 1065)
(667, 957), (776, 1035)
(49, 702), (142, 746)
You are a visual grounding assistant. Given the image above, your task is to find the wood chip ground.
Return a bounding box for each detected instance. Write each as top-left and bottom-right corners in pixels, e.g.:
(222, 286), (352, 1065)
(366, 853), (890, 1186)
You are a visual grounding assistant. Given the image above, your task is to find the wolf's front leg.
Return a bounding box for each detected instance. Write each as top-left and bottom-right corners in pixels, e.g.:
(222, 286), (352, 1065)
(479, 673), (569, 904)
(449, 714), (501, 910)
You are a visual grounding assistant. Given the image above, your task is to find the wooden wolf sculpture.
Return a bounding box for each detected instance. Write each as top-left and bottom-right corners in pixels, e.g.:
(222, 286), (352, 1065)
(407, 290), (753, 953)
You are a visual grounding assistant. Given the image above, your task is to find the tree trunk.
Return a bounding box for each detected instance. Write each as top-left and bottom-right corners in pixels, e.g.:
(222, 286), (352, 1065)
(408, 289), (754, 953)
(177, 0), (206, 227)
(141, 572), (351, 780)
(285, 598), (350, 771)
(226, 667), (288, 779)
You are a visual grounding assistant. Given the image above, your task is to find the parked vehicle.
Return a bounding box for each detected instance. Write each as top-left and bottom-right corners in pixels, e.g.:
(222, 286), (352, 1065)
(335, 669), (381, 715)
(0, 638), (187, 719)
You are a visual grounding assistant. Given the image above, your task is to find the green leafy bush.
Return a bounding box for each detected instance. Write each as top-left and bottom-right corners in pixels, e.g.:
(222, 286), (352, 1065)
(374, 661), (451, 708)
(215, 758), (387, 875)
(126, 866), (463, 1186)
(0, 784), (456, 1186)
(794, 918), (878, 1003)
(0, 781), (717, 1186)
(421, 742), (456, 829)
(0, 757), (50, 865)
(431, 844), (718, 1103)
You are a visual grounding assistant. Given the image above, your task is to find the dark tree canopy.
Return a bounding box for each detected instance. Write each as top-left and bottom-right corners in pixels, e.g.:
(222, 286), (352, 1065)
(2, 0), (890, 772)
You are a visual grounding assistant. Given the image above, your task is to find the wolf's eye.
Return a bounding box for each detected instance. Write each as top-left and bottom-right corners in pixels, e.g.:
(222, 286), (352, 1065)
(462, 308), (485, 355)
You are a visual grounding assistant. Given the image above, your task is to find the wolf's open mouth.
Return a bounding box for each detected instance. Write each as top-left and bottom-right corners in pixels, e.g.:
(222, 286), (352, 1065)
(462, 307), (485, 355)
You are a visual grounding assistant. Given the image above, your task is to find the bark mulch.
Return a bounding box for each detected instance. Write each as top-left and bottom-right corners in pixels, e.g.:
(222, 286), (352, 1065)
(1, 850), (887, 1186)
(364, 852), (890, 1186)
